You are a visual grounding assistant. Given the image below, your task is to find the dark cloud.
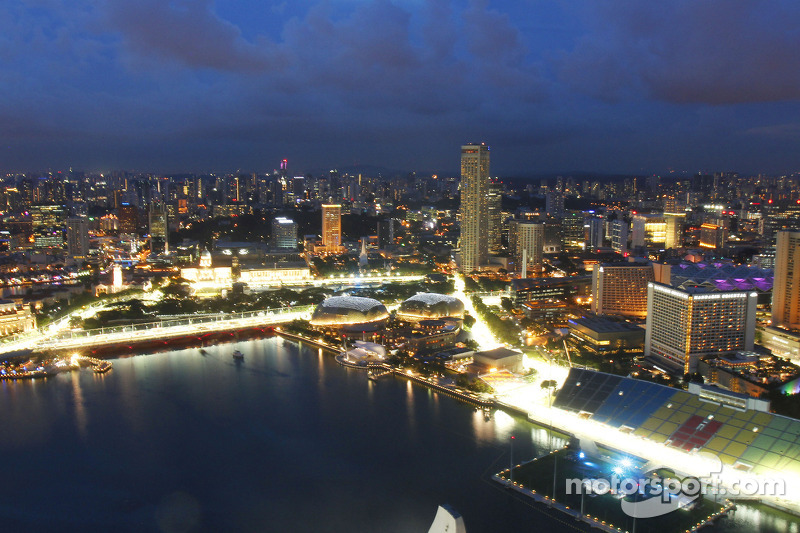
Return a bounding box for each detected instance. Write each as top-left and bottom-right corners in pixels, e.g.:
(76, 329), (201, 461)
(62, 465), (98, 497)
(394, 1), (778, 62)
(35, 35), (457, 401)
(558, 0), (800, 105)
(104, 0), (286, 72)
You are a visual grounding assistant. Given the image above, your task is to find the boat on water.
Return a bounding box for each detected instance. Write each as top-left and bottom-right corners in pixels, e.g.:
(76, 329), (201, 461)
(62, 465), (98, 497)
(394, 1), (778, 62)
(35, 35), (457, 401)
(232, 350), (244, 360)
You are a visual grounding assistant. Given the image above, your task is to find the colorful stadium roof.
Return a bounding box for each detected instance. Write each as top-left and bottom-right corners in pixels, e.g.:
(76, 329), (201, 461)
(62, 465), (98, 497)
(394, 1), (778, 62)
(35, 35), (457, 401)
(670, 262), (773, 293)
(554, 368), (800, 478)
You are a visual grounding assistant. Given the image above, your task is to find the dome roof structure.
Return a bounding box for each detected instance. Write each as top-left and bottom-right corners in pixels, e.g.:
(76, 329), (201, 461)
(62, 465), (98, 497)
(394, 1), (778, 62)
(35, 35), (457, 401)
(310, 296), (389, 327)
(397, 293), (464, 320)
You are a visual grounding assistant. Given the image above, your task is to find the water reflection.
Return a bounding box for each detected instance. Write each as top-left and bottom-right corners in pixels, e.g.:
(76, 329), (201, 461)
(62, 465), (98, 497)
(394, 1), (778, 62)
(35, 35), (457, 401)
(71, 371), (88, 439)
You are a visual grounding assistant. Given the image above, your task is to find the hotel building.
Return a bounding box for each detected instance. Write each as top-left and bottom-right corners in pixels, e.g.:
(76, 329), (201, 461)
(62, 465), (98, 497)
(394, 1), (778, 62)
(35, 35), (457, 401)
(459, 143), (489, 273)
(645, 282), (757, 375)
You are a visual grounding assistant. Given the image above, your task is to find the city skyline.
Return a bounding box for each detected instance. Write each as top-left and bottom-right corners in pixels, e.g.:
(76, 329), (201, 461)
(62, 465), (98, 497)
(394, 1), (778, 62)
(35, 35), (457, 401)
(3, 1), (800, 176)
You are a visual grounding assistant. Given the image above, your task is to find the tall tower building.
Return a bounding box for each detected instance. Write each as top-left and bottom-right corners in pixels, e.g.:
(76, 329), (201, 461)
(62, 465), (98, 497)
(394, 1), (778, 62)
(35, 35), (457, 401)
(592, 262), (654, 318)
(644, 283), (757, 375)
(772, 230), (800, 329)
(515, 221), (544, 276)
(487, 181), (503, 252)
(459, 143), (490, 273)
(149, 201), (168, 254)
(321, 204), (342, 252)
(66, 217), (89, 259)
(271, 217), (298, 250)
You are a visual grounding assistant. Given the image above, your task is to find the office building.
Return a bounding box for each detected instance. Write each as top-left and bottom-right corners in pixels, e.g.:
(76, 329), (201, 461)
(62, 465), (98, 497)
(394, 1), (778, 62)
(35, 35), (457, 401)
(592, 262), (654, 319)
(149, 202), (168, 254)
(487, 180), (503, 252)
(631, 214), (666, 251)
(117, 204), (139, 235)
(664, 212), (685, 249)
(321, 204), (342, 252)
(459, 143), (490, 273)
(271, 217), (298, 250)
(515, 221), (544, 276)
(609, 218), (629, 254)
(645, 283), (757, 375)
(562, 211), (585, 251)
(700, 223), (728, 250)
(66, 217), (90, 259)
(772, 230), (800, 330)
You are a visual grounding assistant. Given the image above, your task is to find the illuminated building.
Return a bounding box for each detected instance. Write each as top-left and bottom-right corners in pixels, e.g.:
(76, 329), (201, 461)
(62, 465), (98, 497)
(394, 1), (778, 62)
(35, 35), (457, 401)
(514, 221), (544, 275)
(459, 143), (489, 273)
(309, 296), (388, 331)
(561, 211), (584, 251)
(149, 202), (168, 254)
(0, 299), (36, 337)
(591, 262), (654, 319)
(772, 230), (800, 330)
(473, 347), (523, 374)
(664, 212), (685, 249)
(568, 316), (645, 353)
(700, 223), (728, 249)
(396, 293), (464, 322)
(487, 180), (503, 252)
(609, 218), (629, 254)
(271, 217), (297, 250)
(631, 214), (666, 251)
(644, 283), (757, 375)
(117, 203), (139, 234)
(321, 204), (342, 253)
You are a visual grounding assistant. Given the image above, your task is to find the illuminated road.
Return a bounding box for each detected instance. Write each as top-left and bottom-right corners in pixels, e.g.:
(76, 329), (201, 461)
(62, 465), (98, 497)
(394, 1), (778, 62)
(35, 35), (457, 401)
(12, 306), (315, 354)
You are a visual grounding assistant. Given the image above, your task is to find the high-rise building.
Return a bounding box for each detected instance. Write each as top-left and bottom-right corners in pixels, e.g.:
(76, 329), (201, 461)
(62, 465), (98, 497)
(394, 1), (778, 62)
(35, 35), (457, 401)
(272, 217), (298, 250)
(592, 262), (654, 319)
(772, 230), (800, 329)
(644, 283), (757, 375)
(584, 215), (604, 250)
(149, 202), (168, 254)
(321, 204), (342, 252)
(610, 218), (629, 254)
(515, 221), (544, 276)
(545, 190), (565, 218)
(487, 181), (503, 252)
(459, 143), (490, 273)
(664, 213), (685, 250)
(631, 214), (666, 251)
(66, 217), (89, 259)
(117, 204), (139, 235)
(562, 211), (585, 251)
(699, 223), (728, 250)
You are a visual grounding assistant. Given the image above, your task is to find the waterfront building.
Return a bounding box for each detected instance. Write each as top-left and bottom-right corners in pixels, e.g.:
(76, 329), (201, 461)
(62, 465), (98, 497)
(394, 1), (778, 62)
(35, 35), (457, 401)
(459, 143), (490, 273)
(309, 296), (389, 331)
(553, 367), (800, 489)
(396, 293), (464, 322)
(568, 316), (645, 353)
(644, 282), (757, 375)
(473, 347), (523, 374)
(0, 299), (36, 337)
(772, 230), (800, 330)
(591, 262), (654, 319)
(321, 204), (342, 253)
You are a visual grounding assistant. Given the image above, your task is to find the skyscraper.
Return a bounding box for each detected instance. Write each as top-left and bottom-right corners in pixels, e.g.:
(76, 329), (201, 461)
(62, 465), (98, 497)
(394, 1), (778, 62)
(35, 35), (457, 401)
(272, 217), (298, 250)
(149, 201), (168, 254)
(321, 204), (342, 252)
(487, 180), (503, 253)
(592, 262), (654, 319)
(459, 143), (490, 273)
(772, 230), (800, 329)
(66, 217), (89, 259)
(515, 221), (544, 276)
(645, 283), (757, 375)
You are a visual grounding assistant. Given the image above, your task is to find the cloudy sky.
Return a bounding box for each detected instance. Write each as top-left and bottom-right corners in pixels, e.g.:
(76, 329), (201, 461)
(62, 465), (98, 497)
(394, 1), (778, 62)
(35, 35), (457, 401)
(2, 0), (800, 176)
